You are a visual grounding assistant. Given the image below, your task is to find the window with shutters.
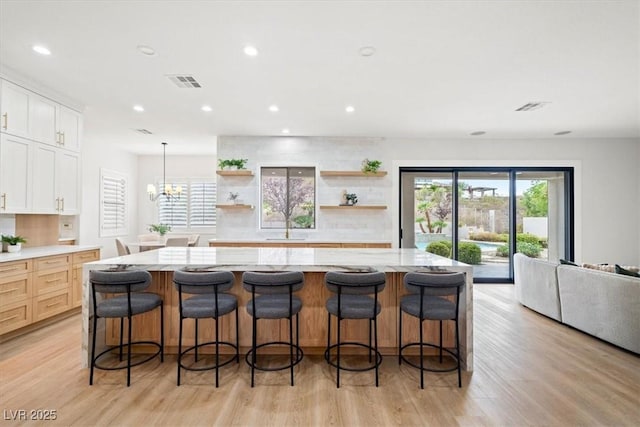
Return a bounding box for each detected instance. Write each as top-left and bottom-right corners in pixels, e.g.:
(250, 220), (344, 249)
(157, 179), (216, 229)
(100, 169), (128, 237)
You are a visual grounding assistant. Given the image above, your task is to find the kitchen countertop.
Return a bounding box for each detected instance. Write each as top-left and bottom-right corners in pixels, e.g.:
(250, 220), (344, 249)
(0, 245), (101, 263)
(85, 246), (467, 272)
(208, 238), (391, 243)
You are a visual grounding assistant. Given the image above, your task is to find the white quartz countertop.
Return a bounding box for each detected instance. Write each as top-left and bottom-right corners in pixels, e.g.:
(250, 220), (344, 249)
(85, 247), (469, 273)
(0, 245), (101, 263)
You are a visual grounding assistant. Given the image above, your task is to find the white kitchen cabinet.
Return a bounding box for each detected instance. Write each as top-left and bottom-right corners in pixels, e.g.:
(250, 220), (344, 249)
(56, 105), (82, 152)
(0, 134), (32, 213)
(56, 150), (80, 214)
(32, 143), (58, 213)
(32, 143), (80, 214)
(28, 93), (57, 146)
(0, 80), (30, 139)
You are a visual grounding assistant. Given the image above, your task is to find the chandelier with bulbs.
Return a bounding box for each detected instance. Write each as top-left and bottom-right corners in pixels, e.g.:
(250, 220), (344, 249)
(147, 142), (182, 201)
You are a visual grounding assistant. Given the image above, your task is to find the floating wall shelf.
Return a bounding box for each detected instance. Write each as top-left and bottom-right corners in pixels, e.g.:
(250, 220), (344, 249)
(319, 205), (387, 210)
(319, 171), (387, 177)
(216, 204), (254, 209)
(216, 170), (254, 176)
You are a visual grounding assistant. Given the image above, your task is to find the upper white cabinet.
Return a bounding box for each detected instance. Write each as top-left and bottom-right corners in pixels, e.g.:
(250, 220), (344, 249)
(32, 143), (80, 214)
(0, 78), (82, 152)
(0, 80), (30, 139)
(28, 93), (57, 146)
(0, 78), (83, 214)
(0, 134), (32, 213)
(57, 105), (82, 151)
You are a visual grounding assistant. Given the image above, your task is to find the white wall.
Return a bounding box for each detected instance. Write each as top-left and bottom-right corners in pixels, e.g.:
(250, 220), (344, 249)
(217, 136), (392, 241)
(218, 136), (640, 264)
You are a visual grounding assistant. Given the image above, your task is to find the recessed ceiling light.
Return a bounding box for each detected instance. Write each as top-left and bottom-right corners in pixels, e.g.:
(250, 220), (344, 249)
(136, 45), (156, 56)
(358, 46), (376, 57)
(32, 45), (51, 55)
(554, 130), (572, 136)
(470, 131), (486, 136)
(133, 105), (145, 112)
(345, 105), (355, 113)
(281, 128), (290, 134)
(269, 105), (279, 112)
(201, 105), (212, 112)
(244, 45), (258, 56)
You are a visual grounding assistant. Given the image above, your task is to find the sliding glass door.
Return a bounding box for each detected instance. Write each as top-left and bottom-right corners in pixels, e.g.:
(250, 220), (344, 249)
(400, 167), (573, 283)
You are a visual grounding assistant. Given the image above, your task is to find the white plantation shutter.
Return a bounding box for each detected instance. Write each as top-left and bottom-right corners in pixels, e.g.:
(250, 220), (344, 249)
(189, 181), (217, 226)
(157, 179), (216, 229)
(100, 169), (128, 237)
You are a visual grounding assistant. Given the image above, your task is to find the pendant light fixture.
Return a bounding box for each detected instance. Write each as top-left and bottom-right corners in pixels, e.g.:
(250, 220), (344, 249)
(147, 142), (182, 201)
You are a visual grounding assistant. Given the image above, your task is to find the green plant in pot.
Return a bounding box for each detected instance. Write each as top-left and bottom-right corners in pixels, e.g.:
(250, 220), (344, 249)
(2, 234), (27, 253)
(218, 158), (248, 170)
(148, 224), (172, 237)
(361, 158), (382, 174)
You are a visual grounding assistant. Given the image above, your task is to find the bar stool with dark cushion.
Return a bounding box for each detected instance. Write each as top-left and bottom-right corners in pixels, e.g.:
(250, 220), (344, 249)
(324, 271), (386, 388)
(242, 271), (304, 387)
(399, 271), (465, 388)
(89, 269), (164, 387)
(173, 269), (239, 387)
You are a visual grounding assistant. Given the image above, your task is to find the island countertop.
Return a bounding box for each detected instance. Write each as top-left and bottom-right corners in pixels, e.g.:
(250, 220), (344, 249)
(85, 246), (467, 272)
(83, 247), (474, 371)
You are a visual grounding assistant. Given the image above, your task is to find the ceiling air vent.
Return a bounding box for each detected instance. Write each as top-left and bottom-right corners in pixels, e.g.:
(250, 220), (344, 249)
(135, 129), (153, 135)
(515, 101), (550, 112)
(166, 74), (202, 88)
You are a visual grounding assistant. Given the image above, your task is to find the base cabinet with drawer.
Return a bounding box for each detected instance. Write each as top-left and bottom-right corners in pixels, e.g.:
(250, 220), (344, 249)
(0, 248), (100, 336)
(0, 260), (33, 334)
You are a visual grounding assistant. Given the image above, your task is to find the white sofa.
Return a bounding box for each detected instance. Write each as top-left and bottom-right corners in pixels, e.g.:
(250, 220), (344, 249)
(514, 253), (640, 354)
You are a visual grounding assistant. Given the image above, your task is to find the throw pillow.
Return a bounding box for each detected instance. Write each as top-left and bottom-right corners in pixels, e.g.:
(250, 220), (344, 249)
(615, 264), (640, 278)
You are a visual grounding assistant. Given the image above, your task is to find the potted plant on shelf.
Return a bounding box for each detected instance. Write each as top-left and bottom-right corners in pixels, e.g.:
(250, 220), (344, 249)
(148, 224), (172, 237)
(228, 192), (240, 204)
(218, 158), (248, 170)
(361, 158), (382, 174)
(1, 235), (27, 253)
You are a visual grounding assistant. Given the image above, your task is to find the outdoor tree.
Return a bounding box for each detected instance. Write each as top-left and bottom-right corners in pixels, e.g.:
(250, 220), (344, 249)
(262, 175), (315, 228)
(416, 184), (453, 233)
(522, 181), (548, 217)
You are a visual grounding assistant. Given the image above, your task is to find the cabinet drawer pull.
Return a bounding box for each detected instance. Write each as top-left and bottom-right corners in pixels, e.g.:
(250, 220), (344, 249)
(46, 301), (62, 307)
(1, 193), (6, 210)
(0, 266), (18, 273)
(45, 278), (60, 283)
(2, 112), (7, 130)
(0, 315), (19, 323)
(0, 288), (19, 294)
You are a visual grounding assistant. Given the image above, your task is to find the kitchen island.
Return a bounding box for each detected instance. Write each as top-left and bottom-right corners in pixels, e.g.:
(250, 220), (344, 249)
(82, 247), (473, 370)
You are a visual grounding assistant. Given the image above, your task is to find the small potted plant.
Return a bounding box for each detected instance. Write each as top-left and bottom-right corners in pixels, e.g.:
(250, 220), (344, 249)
(345, 193), (358, 206)
(1, 235), (27, 253)
(148, 224), (172, 237)
(228, 192), (240, 204)
(218, 158), (248, 170)
(361, 158), (382, 174)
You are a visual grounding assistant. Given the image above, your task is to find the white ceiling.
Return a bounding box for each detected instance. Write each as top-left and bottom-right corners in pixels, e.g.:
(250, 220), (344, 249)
(1, 0), (638, 155)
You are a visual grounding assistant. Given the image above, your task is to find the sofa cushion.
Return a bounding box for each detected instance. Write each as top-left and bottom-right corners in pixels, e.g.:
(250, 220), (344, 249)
(615, 264), (640, 278)
(514, 253), (562, 321)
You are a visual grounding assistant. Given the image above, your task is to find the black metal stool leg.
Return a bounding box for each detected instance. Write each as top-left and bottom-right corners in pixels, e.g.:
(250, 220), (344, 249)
(90, 313), (98, 385)
(215, 316), (220, 388)
(419, 318), (424, 389)
(194, 319), (199, 362)
(439, 320), (443, 363)
(336, 315), (341, 388)
(289, 315), (294, 386)
(126, 314), (132, 387)
(235, 308), (240, 363)
(177, 315), (183, 386)
(251, 315), (257, 387)
(160, 301), (164, 362)
(374, 315), (379, 387)
(369, 318), (373, 363)
(398, 309), (402, 365)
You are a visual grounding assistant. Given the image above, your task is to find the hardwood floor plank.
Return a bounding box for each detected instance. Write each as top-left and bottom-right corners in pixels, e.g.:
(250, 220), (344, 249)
(1, 284), (638, 426)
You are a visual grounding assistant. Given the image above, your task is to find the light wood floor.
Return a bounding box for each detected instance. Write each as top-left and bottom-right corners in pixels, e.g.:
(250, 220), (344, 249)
(1, 285), (638, 426)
